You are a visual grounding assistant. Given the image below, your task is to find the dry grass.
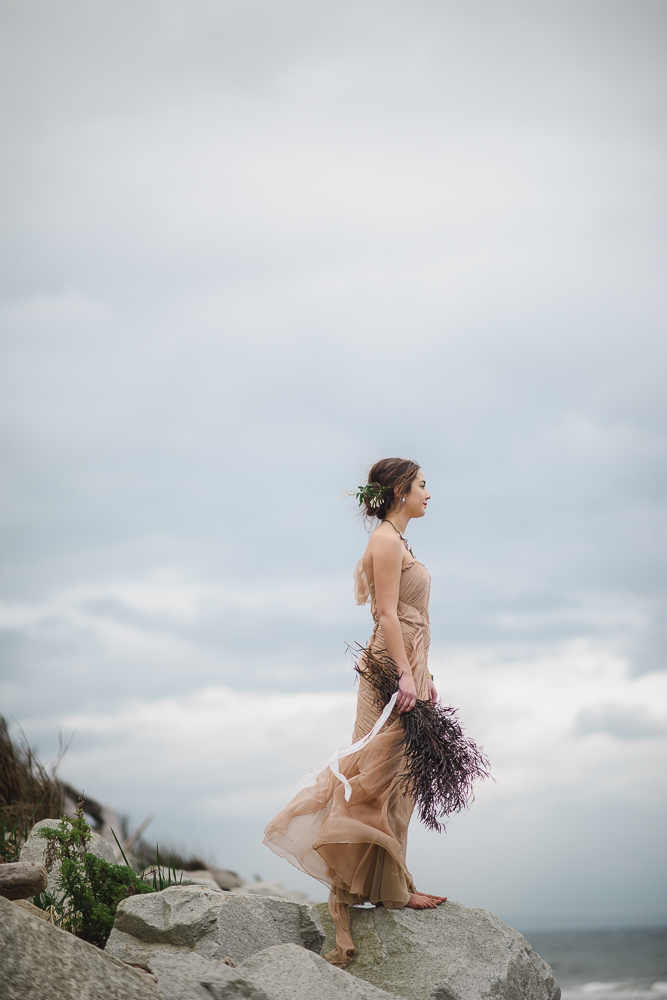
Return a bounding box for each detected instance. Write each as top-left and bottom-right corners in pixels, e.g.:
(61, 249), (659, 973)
(351, 644), (492, 832)
(0, 715), (67, 859)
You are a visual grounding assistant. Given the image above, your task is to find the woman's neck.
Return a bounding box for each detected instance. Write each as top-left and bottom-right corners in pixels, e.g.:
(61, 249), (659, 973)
(384, 512), (410, 535)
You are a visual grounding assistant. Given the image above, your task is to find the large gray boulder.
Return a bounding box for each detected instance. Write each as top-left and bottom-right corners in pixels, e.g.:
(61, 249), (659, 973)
(317, 899), (561, 1000)
(19, 817), (116, 900)
(0, 893), (161, 1000)
(105, 884), (326, 1000)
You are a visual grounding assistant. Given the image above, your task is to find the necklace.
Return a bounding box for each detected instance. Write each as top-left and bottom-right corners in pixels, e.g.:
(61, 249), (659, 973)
(384, 519), (414, 556)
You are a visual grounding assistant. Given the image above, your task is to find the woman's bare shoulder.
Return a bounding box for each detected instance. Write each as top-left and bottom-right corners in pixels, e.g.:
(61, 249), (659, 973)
(365, 524), (403, 559)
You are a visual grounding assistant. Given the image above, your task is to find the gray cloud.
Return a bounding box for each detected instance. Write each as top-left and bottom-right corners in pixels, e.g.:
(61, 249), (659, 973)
(574, 702), (667, 740)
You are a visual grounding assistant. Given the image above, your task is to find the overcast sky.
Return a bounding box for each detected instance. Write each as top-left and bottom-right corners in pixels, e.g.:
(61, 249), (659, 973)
(1, 0), (665, 930)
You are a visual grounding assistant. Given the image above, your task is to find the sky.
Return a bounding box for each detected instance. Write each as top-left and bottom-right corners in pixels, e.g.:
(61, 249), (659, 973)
(1, 0), (666, 931)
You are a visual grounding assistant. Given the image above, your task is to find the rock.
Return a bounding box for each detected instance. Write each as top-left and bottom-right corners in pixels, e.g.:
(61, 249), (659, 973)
(139, 866), (245, 891)
(207, 867), (244, 890)
(0, 859), (48, 899)
(176, 969), (271, 1000)
(175, 944), (403, 1000)
(317, 899), (561, 1000)
(19, 818), (116, 900)
(106, 884), (326, 999)
(141, 866), (220, 889)
(238, 943), (404, 999)
(0, 893), (161, 1000)
(184, 869), (220, 885)
(230, 879), (309, 901)
(128, 946), (258, 1000)
(11, 897), (53, 920)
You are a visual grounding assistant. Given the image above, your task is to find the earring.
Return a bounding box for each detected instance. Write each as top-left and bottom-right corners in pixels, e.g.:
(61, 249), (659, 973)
(401, 497), (406, 503)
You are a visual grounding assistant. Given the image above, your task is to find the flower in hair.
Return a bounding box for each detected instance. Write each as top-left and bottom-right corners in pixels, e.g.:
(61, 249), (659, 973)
(341, 482), (390, 509)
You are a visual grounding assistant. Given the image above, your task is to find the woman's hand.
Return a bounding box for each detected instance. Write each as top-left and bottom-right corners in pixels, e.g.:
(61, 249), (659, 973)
(397, 670), (417, 714)
(427, 678), (438, 707)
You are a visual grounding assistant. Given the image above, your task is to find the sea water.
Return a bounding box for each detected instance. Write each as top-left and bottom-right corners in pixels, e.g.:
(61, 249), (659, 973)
(523, 927), (667, 1000)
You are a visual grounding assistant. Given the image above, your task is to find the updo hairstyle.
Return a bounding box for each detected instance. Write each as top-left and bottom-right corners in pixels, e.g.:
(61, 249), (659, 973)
(363, 457), (421, 521)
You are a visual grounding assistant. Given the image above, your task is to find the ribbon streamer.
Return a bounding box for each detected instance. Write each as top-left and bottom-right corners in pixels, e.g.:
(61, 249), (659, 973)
(298, 692), (399, 801)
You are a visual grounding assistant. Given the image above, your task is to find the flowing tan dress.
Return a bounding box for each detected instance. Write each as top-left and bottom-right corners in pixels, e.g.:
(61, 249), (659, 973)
(263, 557), (431, 965)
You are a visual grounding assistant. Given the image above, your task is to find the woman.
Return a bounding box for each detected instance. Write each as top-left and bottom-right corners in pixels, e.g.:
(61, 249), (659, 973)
(264, 457), (447, 966)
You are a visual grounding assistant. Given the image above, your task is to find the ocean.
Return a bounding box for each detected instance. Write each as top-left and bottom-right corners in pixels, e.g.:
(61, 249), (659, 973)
(523, 927), (667, 1000)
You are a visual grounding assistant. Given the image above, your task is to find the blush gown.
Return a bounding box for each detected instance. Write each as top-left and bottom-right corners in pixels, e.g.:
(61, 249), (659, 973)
(263, 557), (432, 966)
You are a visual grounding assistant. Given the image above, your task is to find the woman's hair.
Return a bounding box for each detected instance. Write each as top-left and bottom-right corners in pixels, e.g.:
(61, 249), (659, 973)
(362, 457), (421, 520)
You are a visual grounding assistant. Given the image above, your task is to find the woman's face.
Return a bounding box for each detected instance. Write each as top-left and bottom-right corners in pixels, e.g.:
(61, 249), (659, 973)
(403, 469), (430, 519)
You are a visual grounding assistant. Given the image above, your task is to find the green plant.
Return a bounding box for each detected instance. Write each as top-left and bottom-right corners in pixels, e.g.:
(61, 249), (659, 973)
(0, 811), (37, 863)
(32, 889), (62, 921)
(143, 843), (186, 891)
(38, 800), (155, 948)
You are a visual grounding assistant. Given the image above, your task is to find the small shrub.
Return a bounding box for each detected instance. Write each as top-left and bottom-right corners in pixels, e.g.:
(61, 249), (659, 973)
(60, 852), (155, 947)
(38, 800), (155, 948)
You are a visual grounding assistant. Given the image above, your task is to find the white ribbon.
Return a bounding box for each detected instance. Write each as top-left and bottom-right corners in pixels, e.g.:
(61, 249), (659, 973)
(297, 692), (399, 802)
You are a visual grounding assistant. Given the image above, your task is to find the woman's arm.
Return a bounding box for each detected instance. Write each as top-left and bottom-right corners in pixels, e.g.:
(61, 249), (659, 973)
(371, 533), (417, 714)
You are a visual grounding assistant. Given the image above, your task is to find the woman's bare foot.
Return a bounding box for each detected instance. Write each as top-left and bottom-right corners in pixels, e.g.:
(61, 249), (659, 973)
(406, 892), (443, 909)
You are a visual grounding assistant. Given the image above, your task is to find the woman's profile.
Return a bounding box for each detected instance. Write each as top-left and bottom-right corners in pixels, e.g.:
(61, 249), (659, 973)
(264, 457), (488, 966)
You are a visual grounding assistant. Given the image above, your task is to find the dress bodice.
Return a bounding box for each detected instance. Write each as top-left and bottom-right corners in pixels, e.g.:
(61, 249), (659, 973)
(354, 557), (431, 702)
(354, 559), (430, 628)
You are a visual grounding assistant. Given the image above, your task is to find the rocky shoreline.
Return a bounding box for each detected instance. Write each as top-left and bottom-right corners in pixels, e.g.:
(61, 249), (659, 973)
(2, 885), (562, 1000)
(1, 817), (561, 1000)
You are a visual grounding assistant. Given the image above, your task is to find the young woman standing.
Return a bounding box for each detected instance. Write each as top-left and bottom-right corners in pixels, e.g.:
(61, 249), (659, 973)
(264, 457), (449, 966)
